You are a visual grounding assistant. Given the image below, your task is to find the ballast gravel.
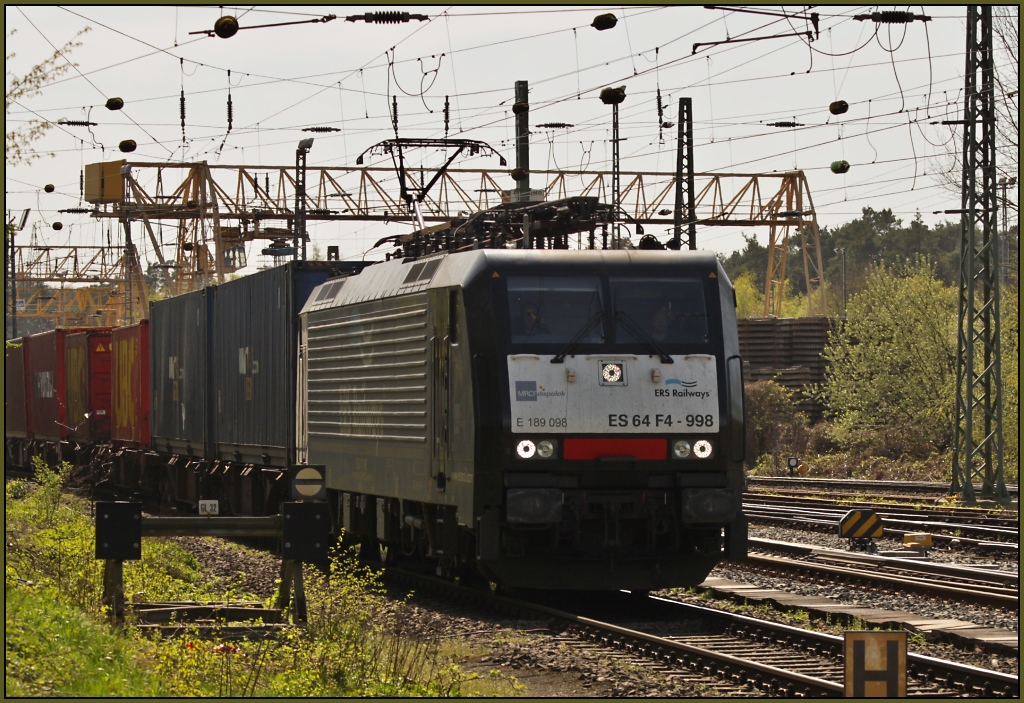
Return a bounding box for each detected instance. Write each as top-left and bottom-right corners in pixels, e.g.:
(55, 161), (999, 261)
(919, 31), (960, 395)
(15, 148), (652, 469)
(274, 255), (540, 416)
(742, 525), (1019, 633)
(167, 536), (701, 697)
(166, 531), (1018, 690)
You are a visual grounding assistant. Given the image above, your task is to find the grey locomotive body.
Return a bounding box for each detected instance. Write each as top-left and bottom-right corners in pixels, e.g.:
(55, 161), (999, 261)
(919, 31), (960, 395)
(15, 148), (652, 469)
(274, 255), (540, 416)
(299, 249), (747, 591)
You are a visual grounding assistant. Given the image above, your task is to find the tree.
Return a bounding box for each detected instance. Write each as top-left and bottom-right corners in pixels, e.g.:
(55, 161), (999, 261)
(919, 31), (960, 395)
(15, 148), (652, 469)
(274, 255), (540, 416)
(5, 27), (90, 166)
(731, 273), (763, 318)
(999, 282), (1018, 480)
(720, 209), (977, 317)
(818, 258), (958, 459)
(718, 234), (767, 292)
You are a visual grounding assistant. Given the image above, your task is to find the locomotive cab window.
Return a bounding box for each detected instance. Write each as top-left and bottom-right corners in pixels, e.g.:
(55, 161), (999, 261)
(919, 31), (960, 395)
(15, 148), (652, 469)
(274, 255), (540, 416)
(611, 277), (709, 346)
(507, 276), (603, 345)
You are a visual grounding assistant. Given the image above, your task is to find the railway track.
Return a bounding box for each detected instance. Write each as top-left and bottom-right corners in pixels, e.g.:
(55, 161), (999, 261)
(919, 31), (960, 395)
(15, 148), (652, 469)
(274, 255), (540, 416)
(745, 492), (1019, 529)
(747, 476), (1020, 499)
(743, 501), (1019, 554)
(387, 568), (1019, 697)
(743, 538), (1018, 610)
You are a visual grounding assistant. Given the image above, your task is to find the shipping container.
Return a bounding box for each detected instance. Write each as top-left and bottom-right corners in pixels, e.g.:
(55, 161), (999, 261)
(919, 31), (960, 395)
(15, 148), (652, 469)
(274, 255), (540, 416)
(25, 328), (88, 441)
(5, 338), (31, 438)
(65, 329), (113, 443)
(150, 287), (215, 457)
(211, 260), (368, 467)
(111, 321), (151, 448)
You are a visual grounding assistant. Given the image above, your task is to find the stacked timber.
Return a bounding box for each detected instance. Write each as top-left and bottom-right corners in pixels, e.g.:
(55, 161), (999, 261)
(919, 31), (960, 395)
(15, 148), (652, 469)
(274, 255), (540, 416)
(737, 317), (836, 423)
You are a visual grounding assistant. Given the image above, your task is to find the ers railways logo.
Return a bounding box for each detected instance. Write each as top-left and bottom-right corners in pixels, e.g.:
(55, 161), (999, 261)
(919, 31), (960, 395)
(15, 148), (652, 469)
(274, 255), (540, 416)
(515, 381), (565, 402)
(657, 378), (711, 399)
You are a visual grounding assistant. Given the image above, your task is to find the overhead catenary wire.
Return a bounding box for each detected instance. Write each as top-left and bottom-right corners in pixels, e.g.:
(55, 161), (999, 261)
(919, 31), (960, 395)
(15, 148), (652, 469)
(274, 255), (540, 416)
(16, 6), (173, 155)
(9, 6), (978, 260)
(19, 7), (946, 130)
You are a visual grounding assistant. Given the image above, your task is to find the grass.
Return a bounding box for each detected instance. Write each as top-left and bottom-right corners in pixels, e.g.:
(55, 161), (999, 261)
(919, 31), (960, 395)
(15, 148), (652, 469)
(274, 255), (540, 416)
(4, 458), (522, 697)
(5, 585), (168, 696)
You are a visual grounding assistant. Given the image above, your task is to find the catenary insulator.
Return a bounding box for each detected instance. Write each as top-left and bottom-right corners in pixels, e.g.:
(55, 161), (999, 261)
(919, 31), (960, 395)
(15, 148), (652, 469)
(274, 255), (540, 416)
(855, 11), (929, 23)
(347, 11), (428, 24)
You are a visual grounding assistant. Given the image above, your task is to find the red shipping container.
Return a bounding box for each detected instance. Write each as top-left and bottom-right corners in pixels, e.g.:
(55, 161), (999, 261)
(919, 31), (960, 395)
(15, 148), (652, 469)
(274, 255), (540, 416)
(65, 329), (113, 443)
(5, 338), (31, 438)
(111, 321), (151, 448)
(25, 328), (87, 441)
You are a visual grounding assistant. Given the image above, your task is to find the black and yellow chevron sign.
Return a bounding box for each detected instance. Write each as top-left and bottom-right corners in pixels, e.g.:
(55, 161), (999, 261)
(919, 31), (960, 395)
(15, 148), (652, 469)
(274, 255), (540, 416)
(838, 508), (884, 539)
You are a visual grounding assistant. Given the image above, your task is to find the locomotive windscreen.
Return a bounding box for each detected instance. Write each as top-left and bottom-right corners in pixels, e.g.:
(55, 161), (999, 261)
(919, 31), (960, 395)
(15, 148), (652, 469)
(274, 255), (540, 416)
(507, 276), (604, 344)
(506, 275), (709, 347)
(611, 277), (709, 346)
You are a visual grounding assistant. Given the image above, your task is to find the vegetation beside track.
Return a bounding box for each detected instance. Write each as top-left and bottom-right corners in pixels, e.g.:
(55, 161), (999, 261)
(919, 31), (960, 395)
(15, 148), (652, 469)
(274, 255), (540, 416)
(4, 460), (519, 697)
(740, 258), (1019, 488)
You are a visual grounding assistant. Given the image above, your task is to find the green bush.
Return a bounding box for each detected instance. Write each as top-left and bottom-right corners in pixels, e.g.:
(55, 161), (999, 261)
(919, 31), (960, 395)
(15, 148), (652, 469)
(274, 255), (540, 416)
(818, 258), (957, 459)
(744, 379), (810, 470)
(5, 459), (104, 613)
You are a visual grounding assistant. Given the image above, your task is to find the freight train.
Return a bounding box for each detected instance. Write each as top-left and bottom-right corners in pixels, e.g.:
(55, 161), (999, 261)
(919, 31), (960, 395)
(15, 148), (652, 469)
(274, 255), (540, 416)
(6, 249), (747, 592)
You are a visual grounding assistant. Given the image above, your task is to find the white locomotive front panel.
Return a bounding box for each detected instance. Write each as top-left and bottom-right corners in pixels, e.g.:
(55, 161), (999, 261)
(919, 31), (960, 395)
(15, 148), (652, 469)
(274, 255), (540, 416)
(508, 354), (719, 434)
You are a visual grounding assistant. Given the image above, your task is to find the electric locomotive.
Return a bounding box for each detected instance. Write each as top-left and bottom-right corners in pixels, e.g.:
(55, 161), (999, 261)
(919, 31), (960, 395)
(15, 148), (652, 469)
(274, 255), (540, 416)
(299, 248), (746, 591)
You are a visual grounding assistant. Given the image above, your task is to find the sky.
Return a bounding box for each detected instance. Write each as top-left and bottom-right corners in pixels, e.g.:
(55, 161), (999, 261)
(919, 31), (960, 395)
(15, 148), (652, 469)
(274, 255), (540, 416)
(5, 5), (990, 275)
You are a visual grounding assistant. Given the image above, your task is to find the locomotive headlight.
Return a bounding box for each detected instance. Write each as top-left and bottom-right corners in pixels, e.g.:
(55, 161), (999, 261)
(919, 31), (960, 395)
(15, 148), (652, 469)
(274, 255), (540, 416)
(536, 440), (555, 458)
(516, 439), (537, 459)
(601, 362), (623, 384)
(693, 439), (714, 459)
(672, 440), (692, 459)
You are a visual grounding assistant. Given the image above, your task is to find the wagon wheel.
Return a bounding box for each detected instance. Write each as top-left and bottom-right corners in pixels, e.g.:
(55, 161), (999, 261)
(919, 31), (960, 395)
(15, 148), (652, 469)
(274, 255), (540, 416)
(157, 469), (177, 515)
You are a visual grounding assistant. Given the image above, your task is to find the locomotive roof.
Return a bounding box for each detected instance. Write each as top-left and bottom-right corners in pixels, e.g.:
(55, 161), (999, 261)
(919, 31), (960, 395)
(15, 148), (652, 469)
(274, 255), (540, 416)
(301, 249), (726, 314)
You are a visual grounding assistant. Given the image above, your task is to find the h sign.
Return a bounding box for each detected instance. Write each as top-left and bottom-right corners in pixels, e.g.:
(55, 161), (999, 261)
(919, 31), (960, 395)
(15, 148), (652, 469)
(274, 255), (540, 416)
(844, 630), (907, 697)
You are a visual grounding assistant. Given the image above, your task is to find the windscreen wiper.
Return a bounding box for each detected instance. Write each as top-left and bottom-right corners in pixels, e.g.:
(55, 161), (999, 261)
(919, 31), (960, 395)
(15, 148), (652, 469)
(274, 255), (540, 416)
(551, 312), (604, 363)
(614, 311), (674, 363)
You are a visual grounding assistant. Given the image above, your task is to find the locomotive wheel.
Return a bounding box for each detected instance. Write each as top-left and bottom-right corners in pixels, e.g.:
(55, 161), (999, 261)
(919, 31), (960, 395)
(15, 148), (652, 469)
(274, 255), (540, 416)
(455, 563), (491, 591)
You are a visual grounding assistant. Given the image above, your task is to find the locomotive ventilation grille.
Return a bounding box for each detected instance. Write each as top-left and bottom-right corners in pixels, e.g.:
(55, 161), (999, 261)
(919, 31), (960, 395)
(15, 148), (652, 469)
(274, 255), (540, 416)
(305, 293), (429, 443)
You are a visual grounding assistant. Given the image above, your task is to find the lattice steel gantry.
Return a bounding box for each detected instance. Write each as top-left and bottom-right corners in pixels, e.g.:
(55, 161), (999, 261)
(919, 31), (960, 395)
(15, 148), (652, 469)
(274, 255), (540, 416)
(951, 6), (1008, 503)
(88, 161), (829, 309)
